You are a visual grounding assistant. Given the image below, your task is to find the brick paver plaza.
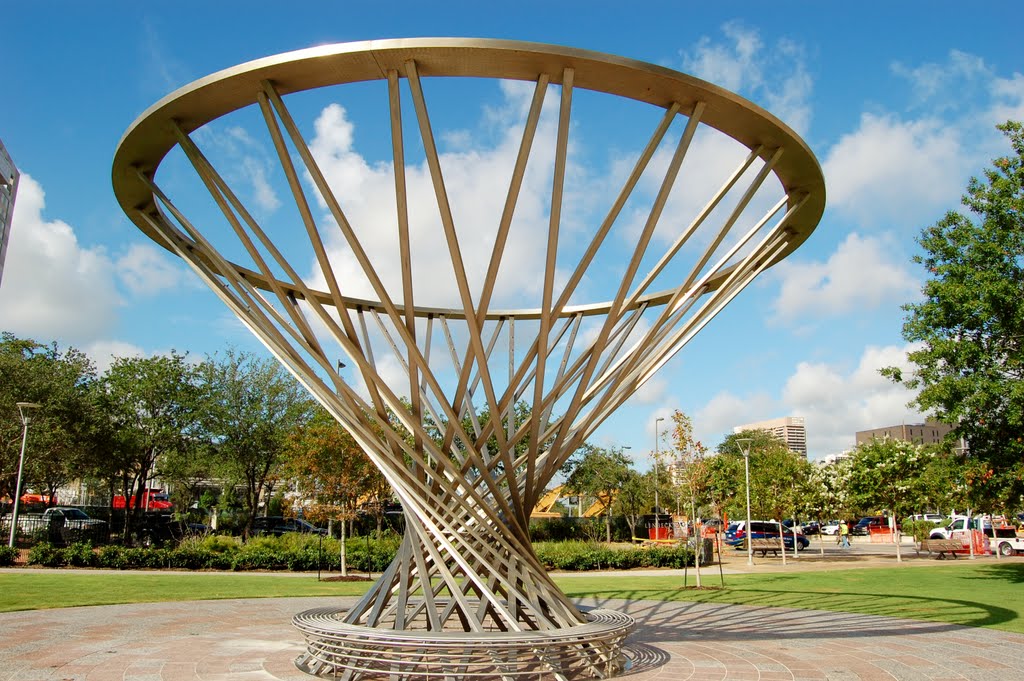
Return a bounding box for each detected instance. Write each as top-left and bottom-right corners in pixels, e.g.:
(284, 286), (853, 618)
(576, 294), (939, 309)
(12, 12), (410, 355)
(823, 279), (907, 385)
(3, 590), (1024, 680)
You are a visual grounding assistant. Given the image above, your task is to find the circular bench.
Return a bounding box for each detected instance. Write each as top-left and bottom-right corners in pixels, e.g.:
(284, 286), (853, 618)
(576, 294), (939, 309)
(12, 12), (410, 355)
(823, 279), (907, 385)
(294, 605), (635, 679)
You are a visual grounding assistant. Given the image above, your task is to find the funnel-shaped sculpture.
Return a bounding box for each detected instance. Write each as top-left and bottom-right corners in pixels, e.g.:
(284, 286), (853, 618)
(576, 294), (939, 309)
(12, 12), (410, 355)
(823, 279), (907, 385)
(113, 39), (824, 679)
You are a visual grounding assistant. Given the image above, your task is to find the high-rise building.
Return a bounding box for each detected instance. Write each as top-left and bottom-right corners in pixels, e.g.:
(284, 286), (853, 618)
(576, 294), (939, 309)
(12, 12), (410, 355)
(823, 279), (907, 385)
(0, 138), (20, 288)
(855, 419), (952, 447)
(733, 416), (807, 458)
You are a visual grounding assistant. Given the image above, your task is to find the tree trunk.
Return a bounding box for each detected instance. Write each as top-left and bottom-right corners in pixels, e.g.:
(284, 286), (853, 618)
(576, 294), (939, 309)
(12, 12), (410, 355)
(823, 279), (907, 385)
(778, 519), (787, 566)
(691, 497), (701, 588)
(340, 517), (348, 577)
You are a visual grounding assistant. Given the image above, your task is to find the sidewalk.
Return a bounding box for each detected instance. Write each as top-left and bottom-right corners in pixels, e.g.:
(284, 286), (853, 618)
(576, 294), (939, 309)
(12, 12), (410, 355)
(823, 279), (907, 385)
(3, 595), (1024, 680)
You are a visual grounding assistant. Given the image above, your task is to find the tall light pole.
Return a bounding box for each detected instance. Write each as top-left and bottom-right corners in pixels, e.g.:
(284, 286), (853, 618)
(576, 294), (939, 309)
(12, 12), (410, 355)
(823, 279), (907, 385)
(654, 417), (664, 539)
(8, 402), (41, 548)
(737, 438), (754, 566)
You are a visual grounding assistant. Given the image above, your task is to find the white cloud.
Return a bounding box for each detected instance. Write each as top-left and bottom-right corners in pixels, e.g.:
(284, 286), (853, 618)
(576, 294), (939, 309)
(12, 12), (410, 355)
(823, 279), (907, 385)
(694, 390), (776, 447)
(892, 49), (991, 110)
(694, 343), (926, 459)
(770, 232), (919, 321)
(782, 344), (925, 456)
(304, 86), (575, 311)
(823, 113), (967, 229)
(0, 174), (122, 341)
(115, 242), (190, 296)
(681, 23), (813, 135)
(83, 339), (146, 373)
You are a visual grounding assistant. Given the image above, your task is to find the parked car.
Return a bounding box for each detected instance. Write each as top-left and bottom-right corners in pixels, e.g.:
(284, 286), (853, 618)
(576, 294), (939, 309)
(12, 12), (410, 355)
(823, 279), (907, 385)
(851, 516), (896, 536)
(724, 520), (810, 550)
(252, 516), (326, 536)
(41, 507), (106, 531)
(801, 521), (821, 535)
(820, 520), (841, 535)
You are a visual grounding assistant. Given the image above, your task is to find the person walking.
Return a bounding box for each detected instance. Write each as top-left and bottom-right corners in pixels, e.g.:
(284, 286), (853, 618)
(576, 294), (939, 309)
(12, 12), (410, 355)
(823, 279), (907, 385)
(839, 519), (851, 549)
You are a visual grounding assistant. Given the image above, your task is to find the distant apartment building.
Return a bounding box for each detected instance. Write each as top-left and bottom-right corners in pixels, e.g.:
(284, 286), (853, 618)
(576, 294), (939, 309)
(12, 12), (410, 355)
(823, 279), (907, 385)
(0, 138), (20, 287)
(818, 451), (853, 466)
(733, 416), (808, 458)
(855, 419), (953, 447)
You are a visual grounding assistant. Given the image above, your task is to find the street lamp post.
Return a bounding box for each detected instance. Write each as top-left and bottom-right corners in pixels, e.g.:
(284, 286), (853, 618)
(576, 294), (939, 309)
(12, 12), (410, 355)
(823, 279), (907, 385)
(654, 417), (664, 539)
(737, 438), (754, 566)
(8, 402), (41, 548)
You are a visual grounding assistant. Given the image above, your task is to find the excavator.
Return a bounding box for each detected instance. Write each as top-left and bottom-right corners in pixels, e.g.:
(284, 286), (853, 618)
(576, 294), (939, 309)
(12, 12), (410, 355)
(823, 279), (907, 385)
(530, 485), (614, 519)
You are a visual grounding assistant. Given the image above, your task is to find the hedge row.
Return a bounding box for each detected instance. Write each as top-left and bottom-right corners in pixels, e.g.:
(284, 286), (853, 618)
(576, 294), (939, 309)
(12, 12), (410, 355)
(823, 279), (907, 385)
(0, 545), (18, 566)
(26, 533), (402, 572)
(533, 541), (695, 570)
(24, 535), (697, 572)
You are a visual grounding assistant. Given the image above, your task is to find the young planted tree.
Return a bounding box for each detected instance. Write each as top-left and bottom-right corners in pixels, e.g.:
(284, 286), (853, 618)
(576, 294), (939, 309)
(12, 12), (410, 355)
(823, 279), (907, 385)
(283, 407), (390, 574)
(884, 121), (1024, 507)
(614, 469), (649, 540)
(715, 429), (808, 563)
(846, 438), (934, 562)
(668, 410), (709, 585)
(561, 445), (632, 543)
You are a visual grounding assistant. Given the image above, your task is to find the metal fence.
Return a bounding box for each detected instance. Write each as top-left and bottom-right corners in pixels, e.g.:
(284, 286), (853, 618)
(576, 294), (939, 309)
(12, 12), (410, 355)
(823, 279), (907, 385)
(0, 514), (111, 547)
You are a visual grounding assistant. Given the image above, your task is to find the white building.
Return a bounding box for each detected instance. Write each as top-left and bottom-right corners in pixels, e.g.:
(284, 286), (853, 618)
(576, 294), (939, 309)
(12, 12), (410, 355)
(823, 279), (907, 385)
(733, 416), (807, 458)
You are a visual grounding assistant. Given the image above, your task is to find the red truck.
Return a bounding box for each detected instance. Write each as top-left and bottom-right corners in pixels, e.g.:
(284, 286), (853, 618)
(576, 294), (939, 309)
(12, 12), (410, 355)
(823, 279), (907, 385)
(112, 488), (173, 512)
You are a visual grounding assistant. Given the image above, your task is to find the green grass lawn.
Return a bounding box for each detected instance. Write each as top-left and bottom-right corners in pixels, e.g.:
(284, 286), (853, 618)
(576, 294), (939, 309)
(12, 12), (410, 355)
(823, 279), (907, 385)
(556, 561), (1024, 633)
(2, 562), (1022, 633)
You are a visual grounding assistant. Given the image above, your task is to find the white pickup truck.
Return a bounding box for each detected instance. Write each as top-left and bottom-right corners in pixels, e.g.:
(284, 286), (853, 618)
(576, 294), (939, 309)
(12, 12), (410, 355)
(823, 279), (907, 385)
(928, 515), (1024, 556)
(991, 529), (1024, 557)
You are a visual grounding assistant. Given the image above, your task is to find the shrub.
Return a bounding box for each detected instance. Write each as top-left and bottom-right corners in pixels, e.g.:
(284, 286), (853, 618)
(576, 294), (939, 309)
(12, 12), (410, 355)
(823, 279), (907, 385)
(231, 547), (286, 571)
(0, 545), (18, 566)
(27, 542), (64, 567)
(345, 534), (400, 572)
(61, 542), (96, 568)
(533, 540), (694, 571)
(96, 545), (168, 569)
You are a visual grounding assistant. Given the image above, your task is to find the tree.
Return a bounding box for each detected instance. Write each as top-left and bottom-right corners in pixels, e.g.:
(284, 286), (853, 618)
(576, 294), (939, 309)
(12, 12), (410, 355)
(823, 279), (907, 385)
(613, 469), (649, 539)
(668, 410), (710, 584)
(561, 445), (632, 542)
(1, 334), (101, 506)
(846, 438), (934, 561)
(97, 351), (207, 539)
(283, 407), (393, 573)
(713, 429), (811, 563)
(204, 350), (315, 537)
(884, 121), (1024, 506)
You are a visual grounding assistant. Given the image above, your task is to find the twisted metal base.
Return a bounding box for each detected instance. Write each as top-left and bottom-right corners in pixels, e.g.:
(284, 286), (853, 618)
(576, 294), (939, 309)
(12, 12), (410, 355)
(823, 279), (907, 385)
(293, 604), (635, 680)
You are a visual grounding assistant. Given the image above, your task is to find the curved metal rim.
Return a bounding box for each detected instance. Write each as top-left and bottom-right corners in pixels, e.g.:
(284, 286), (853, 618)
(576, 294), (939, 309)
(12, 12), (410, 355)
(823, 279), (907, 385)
(112, 37), (825, 320)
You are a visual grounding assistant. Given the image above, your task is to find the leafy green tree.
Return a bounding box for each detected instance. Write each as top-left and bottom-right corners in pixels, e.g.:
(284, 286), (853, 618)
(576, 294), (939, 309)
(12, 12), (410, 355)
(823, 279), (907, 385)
(203, 350), (315, 537)
(613, 469), (649, 539)
(283, 407), (390, 573)
(561, 445), (632, 542)
(846, 438), (935, 561)
(884, 121), (1024, 506)
(97, 351), (207, 538)
(1, 334), (101, 506)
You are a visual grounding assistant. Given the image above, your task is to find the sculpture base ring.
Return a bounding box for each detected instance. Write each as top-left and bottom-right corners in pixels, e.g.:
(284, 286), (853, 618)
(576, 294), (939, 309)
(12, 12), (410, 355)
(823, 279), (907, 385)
(293, 605), (635, 679)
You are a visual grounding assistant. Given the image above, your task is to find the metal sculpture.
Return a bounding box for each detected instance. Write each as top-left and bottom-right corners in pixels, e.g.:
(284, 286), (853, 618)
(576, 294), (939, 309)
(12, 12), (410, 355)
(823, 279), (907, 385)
(113, 38), (824, 679)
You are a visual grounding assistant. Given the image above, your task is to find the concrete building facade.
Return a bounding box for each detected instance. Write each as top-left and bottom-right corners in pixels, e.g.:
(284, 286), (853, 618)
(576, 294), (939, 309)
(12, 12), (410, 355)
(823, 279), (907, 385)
(0, 138), (20, 288)
(855, 419), (953, 447)
(733, 416), (807, 458)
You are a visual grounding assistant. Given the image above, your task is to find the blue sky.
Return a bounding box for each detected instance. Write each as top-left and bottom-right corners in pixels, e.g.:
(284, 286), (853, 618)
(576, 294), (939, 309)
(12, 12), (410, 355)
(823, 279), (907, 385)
(2, 2), (1022, 462)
